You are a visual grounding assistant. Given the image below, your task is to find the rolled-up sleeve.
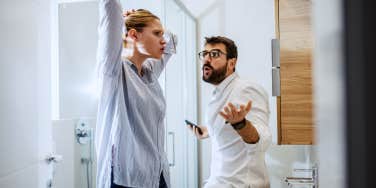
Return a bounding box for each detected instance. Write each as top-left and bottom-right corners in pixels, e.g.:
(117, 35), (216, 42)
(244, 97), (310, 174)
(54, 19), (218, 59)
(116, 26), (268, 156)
(238, 85), (272, 152)
(97, 0), (123, 76)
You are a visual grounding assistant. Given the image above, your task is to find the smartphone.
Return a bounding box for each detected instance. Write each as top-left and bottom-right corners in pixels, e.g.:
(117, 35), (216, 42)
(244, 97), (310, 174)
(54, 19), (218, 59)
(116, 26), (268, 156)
(185, 119), (203, 134)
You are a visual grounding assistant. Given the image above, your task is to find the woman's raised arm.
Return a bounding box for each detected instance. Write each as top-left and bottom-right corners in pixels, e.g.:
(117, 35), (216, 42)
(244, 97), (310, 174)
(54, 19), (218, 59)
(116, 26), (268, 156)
(97, 0), (123, 76)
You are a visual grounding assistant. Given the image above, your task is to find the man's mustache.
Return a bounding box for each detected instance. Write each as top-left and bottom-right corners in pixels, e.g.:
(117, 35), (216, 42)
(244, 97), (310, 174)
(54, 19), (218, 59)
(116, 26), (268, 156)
(202, 64), (213, 70)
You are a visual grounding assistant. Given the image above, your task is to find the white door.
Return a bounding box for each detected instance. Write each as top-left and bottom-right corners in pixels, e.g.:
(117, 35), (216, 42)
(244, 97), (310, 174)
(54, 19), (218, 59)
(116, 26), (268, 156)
(0, 0), (54, 187)
(164, 0), (198, 187)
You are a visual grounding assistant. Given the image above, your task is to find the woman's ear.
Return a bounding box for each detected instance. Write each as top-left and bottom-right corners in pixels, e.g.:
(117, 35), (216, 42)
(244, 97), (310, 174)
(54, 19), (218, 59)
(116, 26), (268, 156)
(127, 29), (138, 40)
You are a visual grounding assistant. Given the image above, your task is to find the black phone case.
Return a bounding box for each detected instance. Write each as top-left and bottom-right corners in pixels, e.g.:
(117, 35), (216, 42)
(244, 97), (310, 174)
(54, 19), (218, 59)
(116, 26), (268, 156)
(185, 120), (203, 134)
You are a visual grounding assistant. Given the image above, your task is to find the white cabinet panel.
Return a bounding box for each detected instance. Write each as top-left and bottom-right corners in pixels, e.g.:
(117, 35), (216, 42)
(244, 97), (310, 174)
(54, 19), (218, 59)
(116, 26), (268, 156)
(0, 0), (52, 187)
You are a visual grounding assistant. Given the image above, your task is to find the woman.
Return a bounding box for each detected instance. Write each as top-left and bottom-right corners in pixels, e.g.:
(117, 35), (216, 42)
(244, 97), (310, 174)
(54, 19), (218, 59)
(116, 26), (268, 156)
(95, 0), (177, 188)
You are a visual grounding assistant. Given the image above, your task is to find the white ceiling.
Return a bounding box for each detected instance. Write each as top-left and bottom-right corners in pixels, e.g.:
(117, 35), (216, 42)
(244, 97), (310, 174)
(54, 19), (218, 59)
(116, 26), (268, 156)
(176, 0), (218, 18)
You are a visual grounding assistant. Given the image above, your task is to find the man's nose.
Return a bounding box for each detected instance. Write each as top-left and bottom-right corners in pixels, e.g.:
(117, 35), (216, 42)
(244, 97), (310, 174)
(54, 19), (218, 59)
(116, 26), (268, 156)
(203, 54), (212, 61)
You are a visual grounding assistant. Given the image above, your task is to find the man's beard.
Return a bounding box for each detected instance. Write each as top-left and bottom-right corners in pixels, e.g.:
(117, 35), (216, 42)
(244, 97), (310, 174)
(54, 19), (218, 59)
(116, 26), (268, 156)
(202, 62), (228, 85)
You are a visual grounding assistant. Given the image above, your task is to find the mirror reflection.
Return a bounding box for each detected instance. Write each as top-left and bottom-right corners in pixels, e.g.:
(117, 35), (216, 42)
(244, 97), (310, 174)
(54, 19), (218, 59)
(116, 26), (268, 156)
(54, 1), (312, 187)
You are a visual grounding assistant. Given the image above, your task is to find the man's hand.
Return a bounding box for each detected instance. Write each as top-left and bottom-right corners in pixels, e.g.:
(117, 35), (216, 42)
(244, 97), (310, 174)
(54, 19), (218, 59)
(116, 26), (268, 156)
(187, 124), (209, 139)
(219, 101), (252, 124)
(219, 100), (259, 143)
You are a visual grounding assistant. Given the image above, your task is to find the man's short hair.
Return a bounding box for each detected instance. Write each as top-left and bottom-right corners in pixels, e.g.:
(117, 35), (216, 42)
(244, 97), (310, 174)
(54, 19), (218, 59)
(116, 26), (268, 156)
(204, 36), (238, 60)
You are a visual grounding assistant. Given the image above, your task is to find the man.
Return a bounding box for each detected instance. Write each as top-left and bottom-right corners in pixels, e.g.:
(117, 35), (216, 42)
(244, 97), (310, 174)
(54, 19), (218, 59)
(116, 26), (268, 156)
(188, 36), (272, 188)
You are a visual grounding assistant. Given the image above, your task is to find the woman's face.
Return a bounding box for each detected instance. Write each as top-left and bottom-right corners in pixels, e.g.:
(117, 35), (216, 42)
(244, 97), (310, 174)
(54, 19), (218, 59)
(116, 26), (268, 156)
(136, 19), (166, 59)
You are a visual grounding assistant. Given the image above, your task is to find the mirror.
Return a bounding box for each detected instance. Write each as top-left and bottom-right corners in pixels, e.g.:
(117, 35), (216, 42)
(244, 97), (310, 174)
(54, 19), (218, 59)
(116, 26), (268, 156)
(53, 0), (317, 188)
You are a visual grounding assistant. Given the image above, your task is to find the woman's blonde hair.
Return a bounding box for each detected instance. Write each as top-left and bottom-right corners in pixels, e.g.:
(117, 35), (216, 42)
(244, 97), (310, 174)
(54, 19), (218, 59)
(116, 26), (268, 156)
(123, 9), (160, 47)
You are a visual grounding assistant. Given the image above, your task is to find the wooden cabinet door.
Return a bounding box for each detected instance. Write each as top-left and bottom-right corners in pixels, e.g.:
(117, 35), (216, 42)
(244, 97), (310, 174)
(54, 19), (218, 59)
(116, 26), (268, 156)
(276, 0), (314, 144)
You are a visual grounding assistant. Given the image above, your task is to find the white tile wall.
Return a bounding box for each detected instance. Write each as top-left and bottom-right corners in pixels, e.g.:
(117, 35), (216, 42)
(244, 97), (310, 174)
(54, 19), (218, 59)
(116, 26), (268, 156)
(52, 118), (96, 188)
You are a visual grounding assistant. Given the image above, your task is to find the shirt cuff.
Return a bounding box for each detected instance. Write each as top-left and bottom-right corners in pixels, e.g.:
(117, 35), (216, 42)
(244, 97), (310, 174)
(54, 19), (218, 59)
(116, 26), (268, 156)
(245, 116), (272, 152)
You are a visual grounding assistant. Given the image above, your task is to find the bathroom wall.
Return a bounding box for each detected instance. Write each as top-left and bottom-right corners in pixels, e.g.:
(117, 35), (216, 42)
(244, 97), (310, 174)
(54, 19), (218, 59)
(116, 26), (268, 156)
(52, 118), (97, 188)
(196, 0), (315, 187)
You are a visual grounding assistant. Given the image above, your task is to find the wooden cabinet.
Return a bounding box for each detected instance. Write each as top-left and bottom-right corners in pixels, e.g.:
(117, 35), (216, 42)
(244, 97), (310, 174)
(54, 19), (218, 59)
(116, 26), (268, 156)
(276, 0), (314, 144)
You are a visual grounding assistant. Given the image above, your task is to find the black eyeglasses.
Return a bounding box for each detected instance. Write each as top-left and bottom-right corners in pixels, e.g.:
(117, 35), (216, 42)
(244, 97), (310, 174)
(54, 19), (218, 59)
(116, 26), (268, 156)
(198, 49), (227, 60)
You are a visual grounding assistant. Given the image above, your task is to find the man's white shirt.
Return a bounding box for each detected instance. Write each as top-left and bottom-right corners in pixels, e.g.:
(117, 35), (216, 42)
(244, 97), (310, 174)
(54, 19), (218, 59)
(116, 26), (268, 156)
(205, 73), (272, 188)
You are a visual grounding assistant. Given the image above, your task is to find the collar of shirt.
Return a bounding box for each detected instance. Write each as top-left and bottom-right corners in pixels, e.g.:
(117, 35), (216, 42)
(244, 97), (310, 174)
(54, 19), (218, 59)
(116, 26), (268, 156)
(212, 72), (239, 100)
(124, 58), (137, 70)
(124, 58), (146, 76)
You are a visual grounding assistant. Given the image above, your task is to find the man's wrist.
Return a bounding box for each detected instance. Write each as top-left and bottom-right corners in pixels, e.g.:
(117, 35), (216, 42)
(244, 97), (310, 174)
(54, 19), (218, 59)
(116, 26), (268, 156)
(231, 118), (247, 130)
